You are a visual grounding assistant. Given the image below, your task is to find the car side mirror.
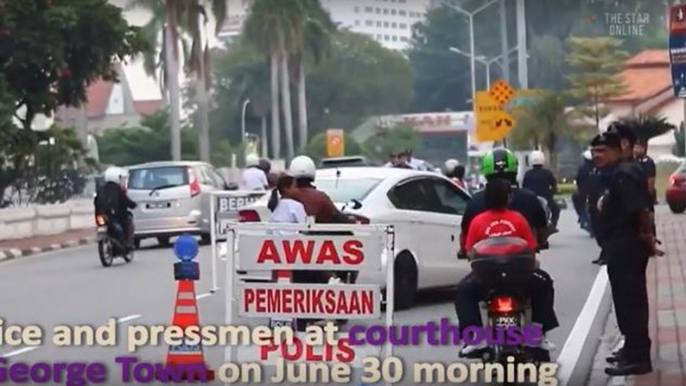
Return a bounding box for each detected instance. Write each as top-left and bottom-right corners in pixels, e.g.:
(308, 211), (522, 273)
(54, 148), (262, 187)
(349, 199), (362, 210)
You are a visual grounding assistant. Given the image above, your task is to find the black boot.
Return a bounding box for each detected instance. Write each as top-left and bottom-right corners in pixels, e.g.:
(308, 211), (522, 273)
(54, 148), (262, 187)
(604, 360), (652, 376)
(606, 347), (624, 364)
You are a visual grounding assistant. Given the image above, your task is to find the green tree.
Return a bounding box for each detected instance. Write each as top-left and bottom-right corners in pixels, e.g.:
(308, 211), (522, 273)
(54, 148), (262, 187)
(98, 110), (200, 166)
(244, 0), (308, 159)
(619, 115), (676, 142)
(0, 0), (147, 130)
(364, 125), (422, 162)
(566, 36), (629, 129)
(510, 90), (573, 170)
(294, 0), (335, 150)
(128, 0), (226, 163)
(306, 31), (414, 134)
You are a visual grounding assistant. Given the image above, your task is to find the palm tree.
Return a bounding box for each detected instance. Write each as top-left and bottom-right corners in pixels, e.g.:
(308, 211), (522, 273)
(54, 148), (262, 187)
(244, 0), (307, 159)
(293, 0), (335, 150)
(128, 0), (226, 162)
(511, 90), (573, 170)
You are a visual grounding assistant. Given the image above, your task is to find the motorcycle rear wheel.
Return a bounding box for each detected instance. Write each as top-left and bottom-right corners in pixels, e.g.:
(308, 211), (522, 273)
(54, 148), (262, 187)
(98, 240), (114, 267)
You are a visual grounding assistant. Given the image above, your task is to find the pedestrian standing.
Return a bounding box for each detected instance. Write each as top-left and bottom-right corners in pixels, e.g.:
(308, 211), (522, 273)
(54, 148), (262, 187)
(634, 137), (657, 235)
(591, 131), (656, 376)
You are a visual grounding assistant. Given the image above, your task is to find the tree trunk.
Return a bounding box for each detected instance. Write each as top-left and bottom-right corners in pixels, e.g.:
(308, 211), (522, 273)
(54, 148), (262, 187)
(278, 33), (295, 159)
(261, 115), (268, 158)
(196, 56), (211, 162)
(297, 58), (308, 150)
(270, 51), (281, 159)
(165, 0), (181, 161)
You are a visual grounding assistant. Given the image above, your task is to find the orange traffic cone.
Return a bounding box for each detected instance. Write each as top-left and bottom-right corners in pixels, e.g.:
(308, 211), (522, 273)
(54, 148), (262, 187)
(158, 280), (214, 381)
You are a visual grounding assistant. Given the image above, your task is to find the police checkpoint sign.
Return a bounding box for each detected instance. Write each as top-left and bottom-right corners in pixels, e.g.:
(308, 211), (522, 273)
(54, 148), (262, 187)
(239, 282), (382, 319)
(236, 234), (383, 271)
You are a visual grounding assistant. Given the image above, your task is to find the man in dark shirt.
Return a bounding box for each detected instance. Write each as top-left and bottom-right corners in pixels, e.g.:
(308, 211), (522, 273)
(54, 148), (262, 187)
(573, 151), (594, 233)
(634, 137), (657, 235)
(456, 148), (557, 356)
(522, 150), (559, 231)
(94, 167), (137, 249)
(592, 131), (657, 376)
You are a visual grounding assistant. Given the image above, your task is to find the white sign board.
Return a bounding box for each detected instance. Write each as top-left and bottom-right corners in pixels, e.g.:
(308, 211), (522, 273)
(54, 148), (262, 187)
(238, 283), (381, 319)
(236, 234), (383, 271)
(218, 194), (263, 213)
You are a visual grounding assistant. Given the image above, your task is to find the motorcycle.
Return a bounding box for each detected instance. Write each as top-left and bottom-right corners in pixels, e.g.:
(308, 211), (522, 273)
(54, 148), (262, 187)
(96, 213), (134, 267)
(465, 237), (551, 383)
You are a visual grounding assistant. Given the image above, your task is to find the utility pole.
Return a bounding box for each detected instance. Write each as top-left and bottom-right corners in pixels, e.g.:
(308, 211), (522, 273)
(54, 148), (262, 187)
(500, 0), (510, 82)
(516, 0), (528, 89)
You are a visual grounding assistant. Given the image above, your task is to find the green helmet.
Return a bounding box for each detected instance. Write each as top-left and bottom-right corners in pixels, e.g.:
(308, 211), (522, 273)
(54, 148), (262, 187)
(481, 148), (518, 177)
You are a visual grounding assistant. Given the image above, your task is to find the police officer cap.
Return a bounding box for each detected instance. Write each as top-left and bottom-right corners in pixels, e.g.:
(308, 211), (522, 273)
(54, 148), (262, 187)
(607, 122), (637, 145)
(591, 132), (621, 149)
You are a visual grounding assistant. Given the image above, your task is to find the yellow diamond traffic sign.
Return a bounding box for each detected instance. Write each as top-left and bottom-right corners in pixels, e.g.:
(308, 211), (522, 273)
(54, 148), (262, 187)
(475, 91), (516, 142)
(489, 79), (516, 108)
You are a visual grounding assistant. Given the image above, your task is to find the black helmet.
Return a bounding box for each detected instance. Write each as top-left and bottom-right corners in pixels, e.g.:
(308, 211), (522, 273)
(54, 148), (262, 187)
(258, 158), (271, 174)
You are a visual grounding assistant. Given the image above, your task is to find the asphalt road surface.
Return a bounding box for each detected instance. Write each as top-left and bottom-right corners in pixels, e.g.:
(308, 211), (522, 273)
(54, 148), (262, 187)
(0, 210), (602, 385)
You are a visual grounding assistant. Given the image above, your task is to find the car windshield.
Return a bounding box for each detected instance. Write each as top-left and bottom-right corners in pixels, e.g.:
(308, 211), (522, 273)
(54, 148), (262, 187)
(128, 166), (188, 190)
(314, 178), (382, 203)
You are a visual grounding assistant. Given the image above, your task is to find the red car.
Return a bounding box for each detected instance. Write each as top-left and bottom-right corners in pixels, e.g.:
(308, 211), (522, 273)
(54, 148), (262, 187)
(666, 162), (686, 213)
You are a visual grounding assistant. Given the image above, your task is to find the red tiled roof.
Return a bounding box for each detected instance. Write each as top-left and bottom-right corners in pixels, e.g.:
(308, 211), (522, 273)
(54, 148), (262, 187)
(85, 79), (114, 117)
(134, 100), (163, 115)
(608, 50), (672, 104)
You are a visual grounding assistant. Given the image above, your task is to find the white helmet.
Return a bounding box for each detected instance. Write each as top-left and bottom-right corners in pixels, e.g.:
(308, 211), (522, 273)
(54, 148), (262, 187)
(583, 150), (592, 160)
(444, 159), (459, 173)
(288, 155), (316, 179)
(245, 153), (260, 167)
(529, 150), (545, 166)
(104, 166), (125, 183)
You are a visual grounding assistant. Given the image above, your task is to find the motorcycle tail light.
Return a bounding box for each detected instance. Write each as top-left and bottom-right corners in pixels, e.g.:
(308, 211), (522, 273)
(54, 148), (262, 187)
(96, 215), (106, 226)
(239, 210), (261, 222)
(490, 296), (517, 313)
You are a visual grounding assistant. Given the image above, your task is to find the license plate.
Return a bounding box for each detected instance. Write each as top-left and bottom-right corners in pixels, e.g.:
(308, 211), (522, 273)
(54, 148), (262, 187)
(495, 316), (519, 327)
(147, 202), (169, 209)
(269, 318), (294, 329)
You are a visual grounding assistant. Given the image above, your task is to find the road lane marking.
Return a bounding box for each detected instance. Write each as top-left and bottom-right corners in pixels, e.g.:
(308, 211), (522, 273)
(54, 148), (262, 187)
(556, 266), (610, 386)
(196, 293), (212, 300)
(1, 347), (39, 358)
(117, 314), (141, 323)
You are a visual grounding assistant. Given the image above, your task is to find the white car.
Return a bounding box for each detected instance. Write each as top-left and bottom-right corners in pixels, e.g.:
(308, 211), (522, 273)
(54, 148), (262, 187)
(236, 167), (472, 310)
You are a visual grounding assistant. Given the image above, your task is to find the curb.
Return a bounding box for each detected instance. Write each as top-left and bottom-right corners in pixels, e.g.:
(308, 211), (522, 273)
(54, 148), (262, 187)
(0, 237), (96, 263)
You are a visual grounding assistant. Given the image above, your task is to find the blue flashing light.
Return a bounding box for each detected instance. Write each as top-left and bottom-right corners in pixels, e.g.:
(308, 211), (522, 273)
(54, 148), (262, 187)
(174, 235), (198, 262)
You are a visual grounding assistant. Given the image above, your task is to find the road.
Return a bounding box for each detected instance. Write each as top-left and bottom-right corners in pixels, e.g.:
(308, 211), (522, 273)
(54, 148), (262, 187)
(0, 210), (602, 385)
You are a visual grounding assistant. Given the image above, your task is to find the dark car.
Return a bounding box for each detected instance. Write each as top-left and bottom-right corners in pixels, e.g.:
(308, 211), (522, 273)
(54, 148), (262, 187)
(666, 161), (686, 213)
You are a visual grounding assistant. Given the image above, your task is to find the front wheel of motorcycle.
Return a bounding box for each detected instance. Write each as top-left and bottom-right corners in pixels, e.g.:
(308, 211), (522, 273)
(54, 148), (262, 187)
(98, 240), (114, 267)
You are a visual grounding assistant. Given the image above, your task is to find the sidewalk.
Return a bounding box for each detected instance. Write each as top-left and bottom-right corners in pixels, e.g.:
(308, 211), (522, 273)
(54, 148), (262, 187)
(0, 228), (95, 261)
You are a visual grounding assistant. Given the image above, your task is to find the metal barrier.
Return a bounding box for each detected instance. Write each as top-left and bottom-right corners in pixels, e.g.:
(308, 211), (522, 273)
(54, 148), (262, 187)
(209, 191), (267, 292)
(224, 222), (395, 375)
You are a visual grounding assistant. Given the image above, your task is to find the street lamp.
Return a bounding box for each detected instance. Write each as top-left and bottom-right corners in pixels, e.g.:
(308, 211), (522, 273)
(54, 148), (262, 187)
(241, 99), (251, 146)
(441, 0), (499, 111)
(449, 46), (519, 88)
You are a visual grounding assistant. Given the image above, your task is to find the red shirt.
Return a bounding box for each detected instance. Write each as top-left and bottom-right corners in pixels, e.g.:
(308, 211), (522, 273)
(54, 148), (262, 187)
(465, 209), (537, 251)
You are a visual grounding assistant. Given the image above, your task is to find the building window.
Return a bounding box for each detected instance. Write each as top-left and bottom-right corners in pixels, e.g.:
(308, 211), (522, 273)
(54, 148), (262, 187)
(391, 22), (397, 28)
(391, 9), (397, 15)
(355, 20), (360, 26)
(384, 21), (389, 27)
(366, 6), (373, 12)
(377, 20), (382, 26)
(354, 6), (359, 13)
(377, 34), (382, 39)
(399, 10), (406, 16)
(399, 0), (406, 2)
(385, 34), (390, 40)
(400, 23), (407, 29)
(366, 20), (374, 26)
(401, 36), (408, 41)
(384, 8), (389, 14)
(392, 35), (398, 41)
(376, 7), (381, 14)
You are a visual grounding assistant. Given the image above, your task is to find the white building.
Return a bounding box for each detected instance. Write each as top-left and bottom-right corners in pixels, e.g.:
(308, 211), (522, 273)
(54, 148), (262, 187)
(218, 0), (434, 51)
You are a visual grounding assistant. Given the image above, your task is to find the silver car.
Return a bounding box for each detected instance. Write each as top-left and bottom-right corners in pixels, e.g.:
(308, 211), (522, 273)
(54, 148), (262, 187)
(126, 161), (229, 247)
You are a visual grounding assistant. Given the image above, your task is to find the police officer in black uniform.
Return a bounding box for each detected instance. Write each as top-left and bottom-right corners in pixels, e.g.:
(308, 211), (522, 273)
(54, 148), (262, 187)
(591, 131), (656, 376)
(634, 137), (657, 235)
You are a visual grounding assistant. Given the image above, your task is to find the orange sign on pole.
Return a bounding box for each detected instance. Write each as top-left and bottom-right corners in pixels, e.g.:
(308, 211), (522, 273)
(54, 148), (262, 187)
(326, 129), (345, 157)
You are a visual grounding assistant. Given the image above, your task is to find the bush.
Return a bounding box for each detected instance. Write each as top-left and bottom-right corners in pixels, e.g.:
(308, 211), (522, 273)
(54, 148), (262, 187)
(556, 183), (575, 197)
